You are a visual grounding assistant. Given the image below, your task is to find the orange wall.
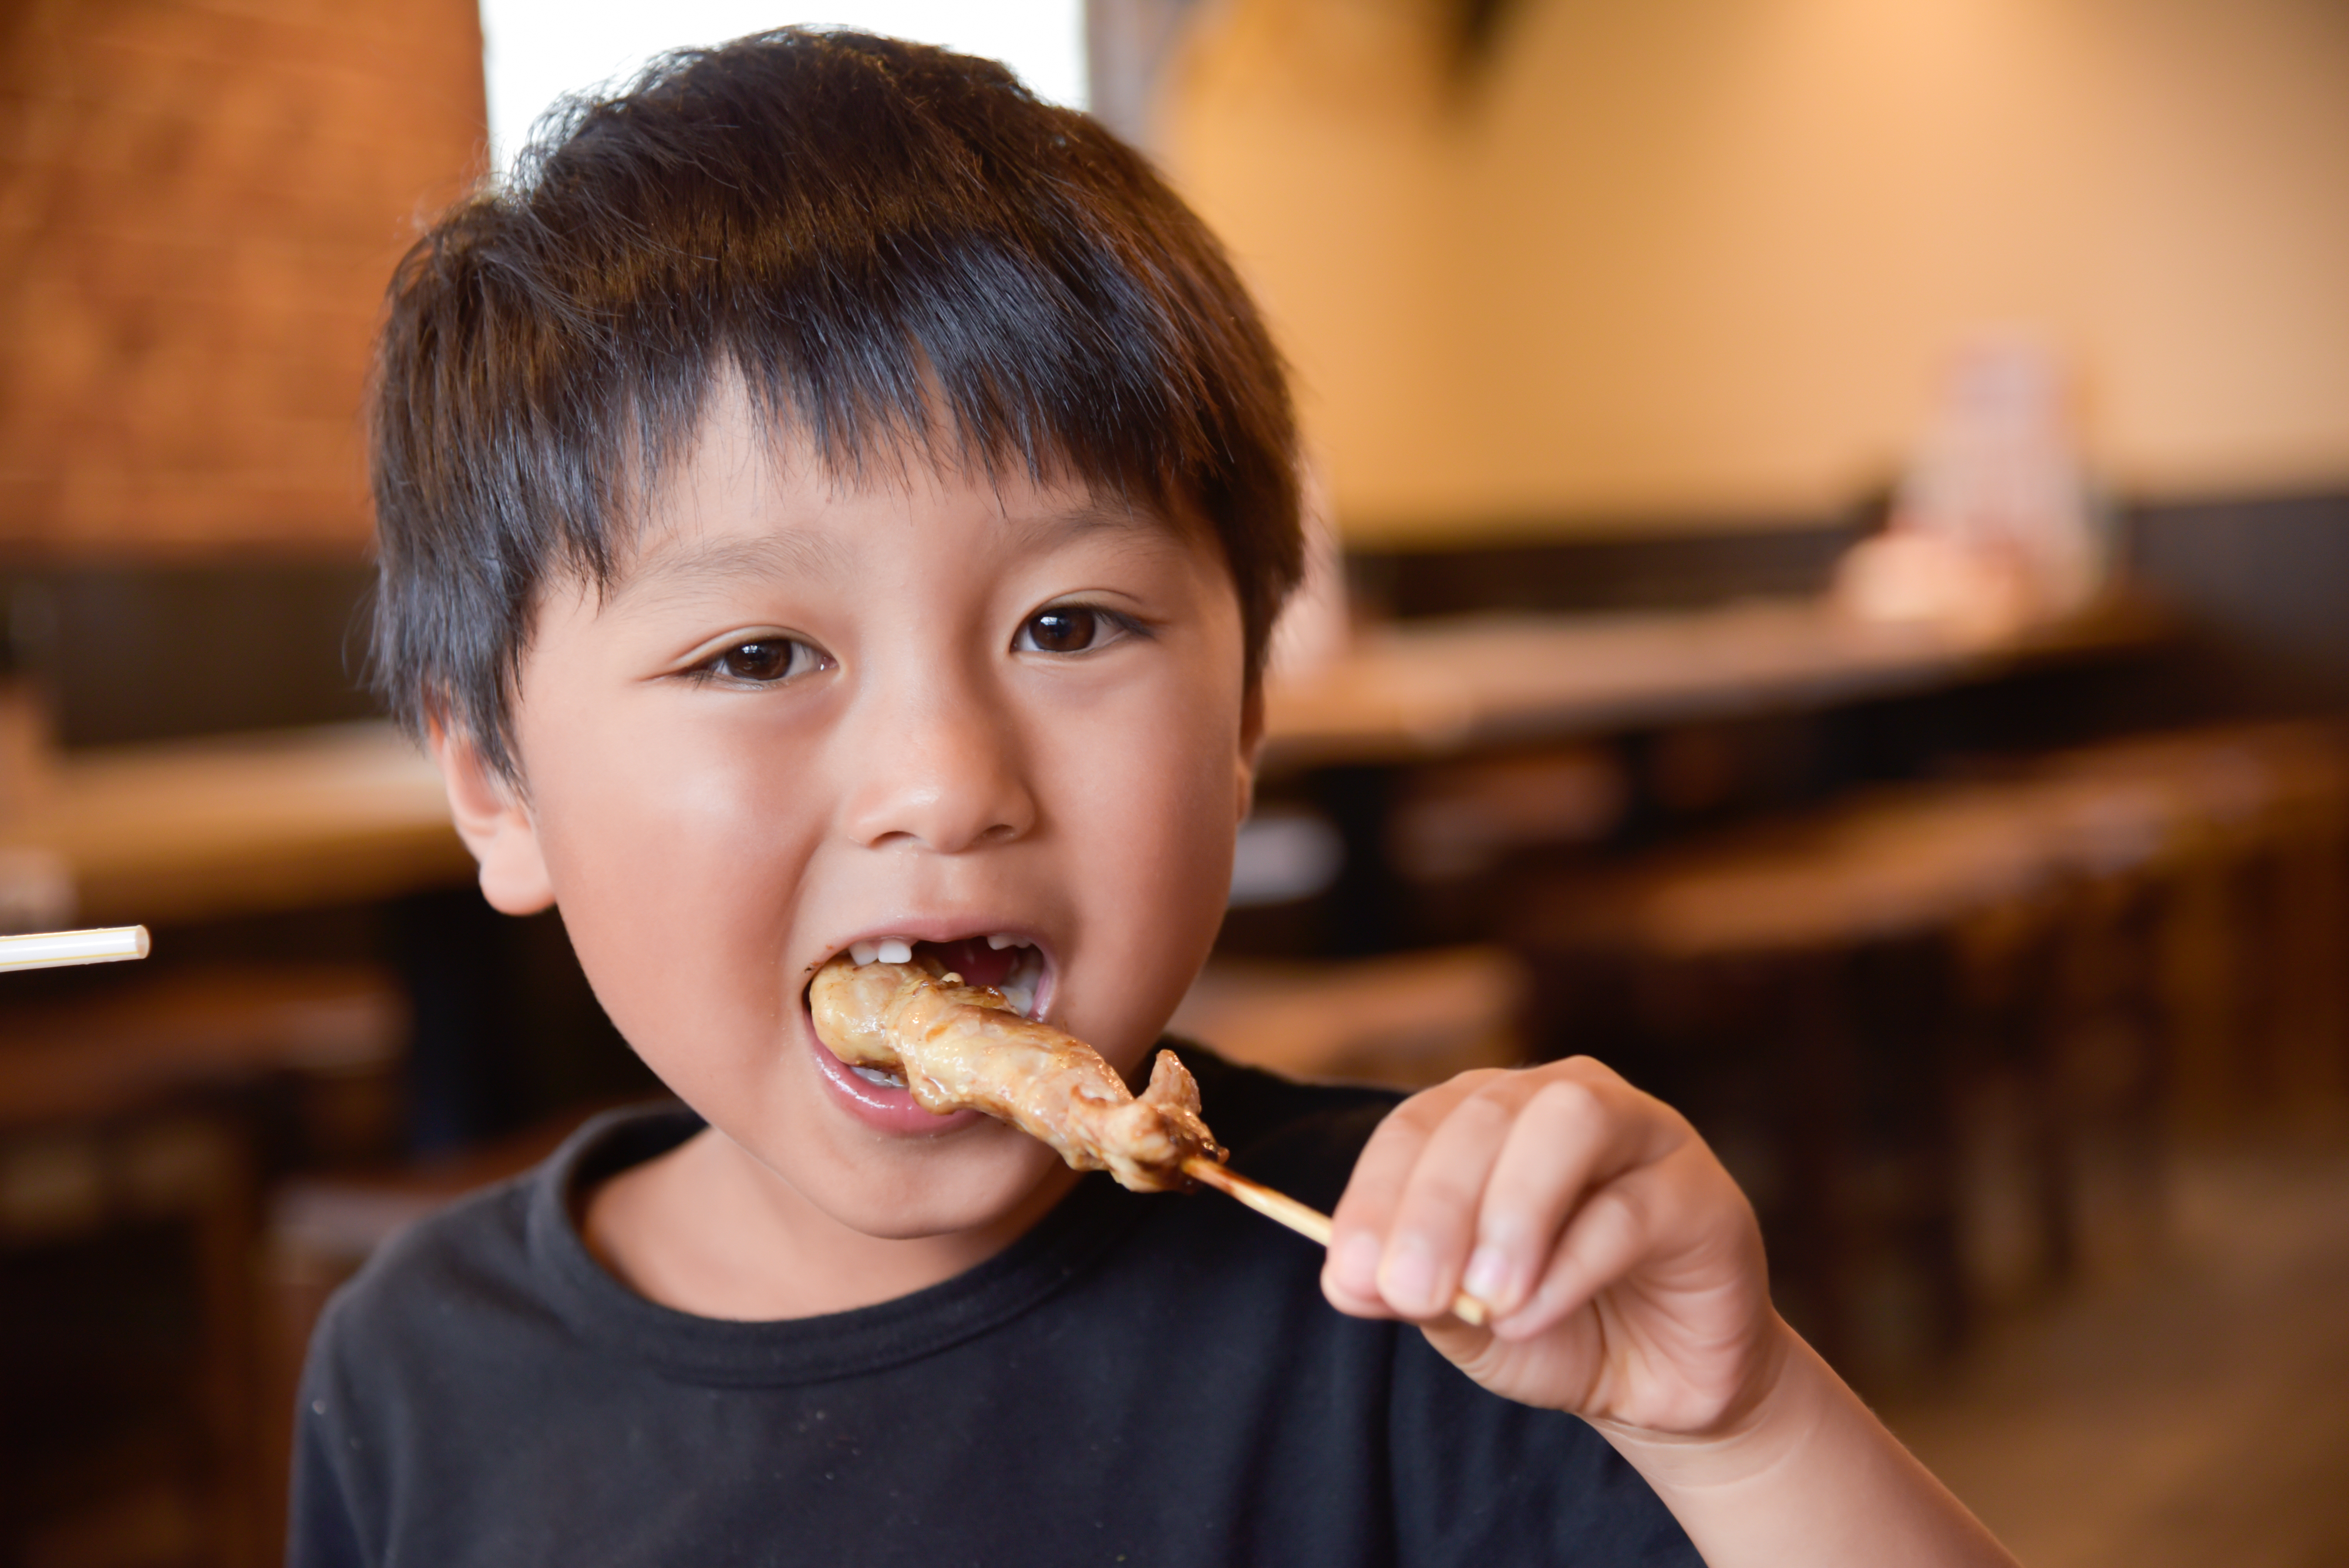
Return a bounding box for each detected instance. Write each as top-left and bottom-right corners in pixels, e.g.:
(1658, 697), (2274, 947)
(1163, 0), (2349, 544)
(0, 0), (486, 555)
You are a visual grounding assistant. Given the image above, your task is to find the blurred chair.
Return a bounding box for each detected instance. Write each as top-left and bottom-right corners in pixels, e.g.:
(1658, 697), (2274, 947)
(2021, 721), (2349, 1132)
(0, 965), (402, 1568)
(1512, 773), (2179, 1389)
(1171, 945), (1529, 1090)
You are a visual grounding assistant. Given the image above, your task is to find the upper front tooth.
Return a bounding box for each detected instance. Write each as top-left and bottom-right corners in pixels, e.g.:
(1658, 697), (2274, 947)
(850, 940), (880, 967)
(987, 933), (1016, 950)
(876, 938), (913, 964)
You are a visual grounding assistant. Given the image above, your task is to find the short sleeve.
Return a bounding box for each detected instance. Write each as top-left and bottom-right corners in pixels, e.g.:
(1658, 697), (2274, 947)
(1385, 1333), (1701, 1566)
(284, 1315), (371, 1568)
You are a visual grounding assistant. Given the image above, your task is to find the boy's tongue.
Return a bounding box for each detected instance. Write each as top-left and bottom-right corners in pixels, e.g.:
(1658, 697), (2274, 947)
(914, 937), (1017, 990)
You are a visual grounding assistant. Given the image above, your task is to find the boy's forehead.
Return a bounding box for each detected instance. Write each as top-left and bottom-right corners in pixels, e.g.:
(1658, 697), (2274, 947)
(588, 383), (1206, 610)
(602, 469), (1188, 613)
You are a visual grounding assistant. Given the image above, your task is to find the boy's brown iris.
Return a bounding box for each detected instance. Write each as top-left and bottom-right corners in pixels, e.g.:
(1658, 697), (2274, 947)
(722, 640), (797, 680)
(1024, 608), (1096, 653)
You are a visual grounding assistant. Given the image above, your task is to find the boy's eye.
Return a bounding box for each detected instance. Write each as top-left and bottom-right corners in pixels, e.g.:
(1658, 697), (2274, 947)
(1016, 607), (1119, 655)
(708, 637), (827, 684)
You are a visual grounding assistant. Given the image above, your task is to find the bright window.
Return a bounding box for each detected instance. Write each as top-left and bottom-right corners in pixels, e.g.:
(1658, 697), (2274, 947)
(479, 2), (1088, 176)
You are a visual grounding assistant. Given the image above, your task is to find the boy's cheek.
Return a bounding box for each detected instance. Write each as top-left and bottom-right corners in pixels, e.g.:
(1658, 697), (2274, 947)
(530, 736), (812, 1054)
(1050, 719), (1243, 1066)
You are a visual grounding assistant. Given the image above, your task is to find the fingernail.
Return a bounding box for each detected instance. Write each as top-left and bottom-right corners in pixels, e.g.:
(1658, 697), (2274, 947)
(1463, 1245), (1511, 1306)
(1334, 1231), (1384, 1293)
(1379, 1237), (1436, 1314)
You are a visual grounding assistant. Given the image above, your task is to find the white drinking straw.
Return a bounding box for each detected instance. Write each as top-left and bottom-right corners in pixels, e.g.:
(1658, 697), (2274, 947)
(0, 925), (151, 973)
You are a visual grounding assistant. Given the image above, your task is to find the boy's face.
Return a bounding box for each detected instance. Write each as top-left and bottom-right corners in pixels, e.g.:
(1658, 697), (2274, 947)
(449, 393), (1256, 1240)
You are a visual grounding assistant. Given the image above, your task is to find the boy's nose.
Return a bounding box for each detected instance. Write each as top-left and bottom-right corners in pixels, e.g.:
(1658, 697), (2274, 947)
(836, 680), (1039, 854)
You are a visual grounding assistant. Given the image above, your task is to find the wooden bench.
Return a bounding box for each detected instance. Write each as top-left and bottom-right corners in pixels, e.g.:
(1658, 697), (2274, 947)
(0, 964), (402, 1568)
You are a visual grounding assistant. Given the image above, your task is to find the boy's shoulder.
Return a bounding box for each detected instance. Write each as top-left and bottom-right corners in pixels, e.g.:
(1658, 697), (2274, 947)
(305, 1103), (699, 1385)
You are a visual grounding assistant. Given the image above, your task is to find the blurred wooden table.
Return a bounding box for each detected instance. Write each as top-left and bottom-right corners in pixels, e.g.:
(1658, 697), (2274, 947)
(1259, 594), (2172, 776)
(0, 596), (2169, 926)
(0, 722), (469, 927)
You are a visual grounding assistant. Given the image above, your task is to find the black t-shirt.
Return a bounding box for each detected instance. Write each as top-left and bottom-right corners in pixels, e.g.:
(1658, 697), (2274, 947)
(290, 1051), (1700, 1567)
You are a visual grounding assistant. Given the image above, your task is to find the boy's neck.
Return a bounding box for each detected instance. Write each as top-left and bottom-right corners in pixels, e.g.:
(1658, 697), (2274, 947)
(581, 1125), (1081, 1321)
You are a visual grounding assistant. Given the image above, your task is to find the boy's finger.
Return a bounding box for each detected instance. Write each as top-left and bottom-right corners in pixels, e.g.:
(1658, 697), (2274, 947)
(1460, 1066), (1664, 1319)
(1322, 1071), (1503, 1314)
(1374, 1080), (1526, 1318)
(1492, 1166), (1672, 1342)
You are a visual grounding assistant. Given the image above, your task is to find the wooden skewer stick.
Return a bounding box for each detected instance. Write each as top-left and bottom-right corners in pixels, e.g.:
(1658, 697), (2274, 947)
(0, 925), (150, 974)
(1182, 1156), (1490, 1327)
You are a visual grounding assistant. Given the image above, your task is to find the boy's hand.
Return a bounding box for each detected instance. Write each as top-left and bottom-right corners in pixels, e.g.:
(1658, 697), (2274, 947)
(1322, 1058), (1787, 1436)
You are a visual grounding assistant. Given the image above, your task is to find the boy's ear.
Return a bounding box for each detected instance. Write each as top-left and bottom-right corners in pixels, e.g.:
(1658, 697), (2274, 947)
(428, 723), (557, 915)
(1236, 681), (1266, 823)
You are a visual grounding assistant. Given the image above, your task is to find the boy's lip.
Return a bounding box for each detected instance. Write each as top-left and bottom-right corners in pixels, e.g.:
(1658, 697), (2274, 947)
(803, 920), (1058, 1022)
(797, 918), (1059, 1138)
(802, 1026), (991, 1135)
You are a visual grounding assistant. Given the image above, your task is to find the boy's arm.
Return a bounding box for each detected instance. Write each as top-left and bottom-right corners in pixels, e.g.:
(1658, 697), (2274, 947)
(1583, 1330), (2013, 1566)
(286, 1317), (374, 1568)
(288, 1409), (371, 1568)
(1320, 1061), (2018, 1568)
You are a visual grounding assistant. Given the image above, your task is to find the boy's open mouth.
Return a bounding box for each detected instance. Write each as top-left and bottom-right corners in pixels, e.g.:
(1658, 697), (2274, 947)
(813, 934), (1051, 1090)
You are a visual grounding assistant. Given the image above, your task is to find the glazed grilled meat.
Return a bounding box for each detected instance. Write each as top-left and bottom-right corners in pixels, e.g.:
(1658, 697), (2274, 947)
(807, 954), (1224, 1193)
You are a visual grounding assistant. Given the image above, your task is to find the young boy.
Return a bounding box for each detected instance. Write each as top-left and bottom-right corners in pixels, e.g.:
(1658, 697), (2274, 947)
(298, 29), (2018, 1567)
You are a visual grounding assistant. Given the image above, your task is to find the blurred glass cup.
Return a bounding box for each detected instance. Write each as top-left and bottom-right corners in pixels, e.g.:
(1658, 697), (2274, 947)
(1836, 335), (2108, 635)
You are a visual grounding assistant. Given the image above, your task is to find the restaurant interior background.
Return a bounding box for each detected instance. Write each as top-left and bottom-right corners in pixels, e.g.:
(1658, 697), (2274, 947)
(3, 0), (2347, 1562)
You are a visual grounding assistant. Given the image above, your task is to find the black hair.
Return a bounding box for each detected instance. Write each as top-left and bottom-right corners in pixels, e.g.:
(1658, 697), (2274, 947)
(369, 27), (1301, 775)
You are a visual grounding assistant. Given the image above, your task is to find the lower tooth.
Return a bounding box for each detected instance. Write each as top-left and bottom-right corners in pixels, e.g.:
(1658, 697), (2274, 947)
(851, 1065), (906, 1089)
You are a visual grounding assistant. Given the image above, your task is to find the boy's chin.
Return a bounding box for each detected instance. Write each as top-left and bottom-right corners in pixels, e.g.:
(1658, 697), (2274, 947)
(796, 1132), (1079, 1243)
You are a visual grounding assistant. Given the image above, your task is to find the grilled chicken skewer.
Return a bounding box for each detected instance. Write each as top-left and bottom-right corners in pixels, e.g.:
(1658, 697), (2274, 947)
(805, 954), (1492, 1326)
(807, 954), (1224, 1193)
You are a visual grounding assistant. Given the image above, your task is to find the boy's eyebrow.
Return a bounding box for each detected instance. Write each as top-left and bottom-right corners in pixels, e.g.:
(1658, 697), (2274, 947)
(601, 529), (850, 615)
(606, 499), (1177, 615)
(1005, 499), (1179, 549)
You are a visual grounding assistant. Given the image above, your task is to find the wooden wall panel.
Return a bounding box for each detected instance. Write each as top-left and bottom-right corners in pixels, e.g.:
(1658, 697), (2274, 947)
(0, 0), (486, 555)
